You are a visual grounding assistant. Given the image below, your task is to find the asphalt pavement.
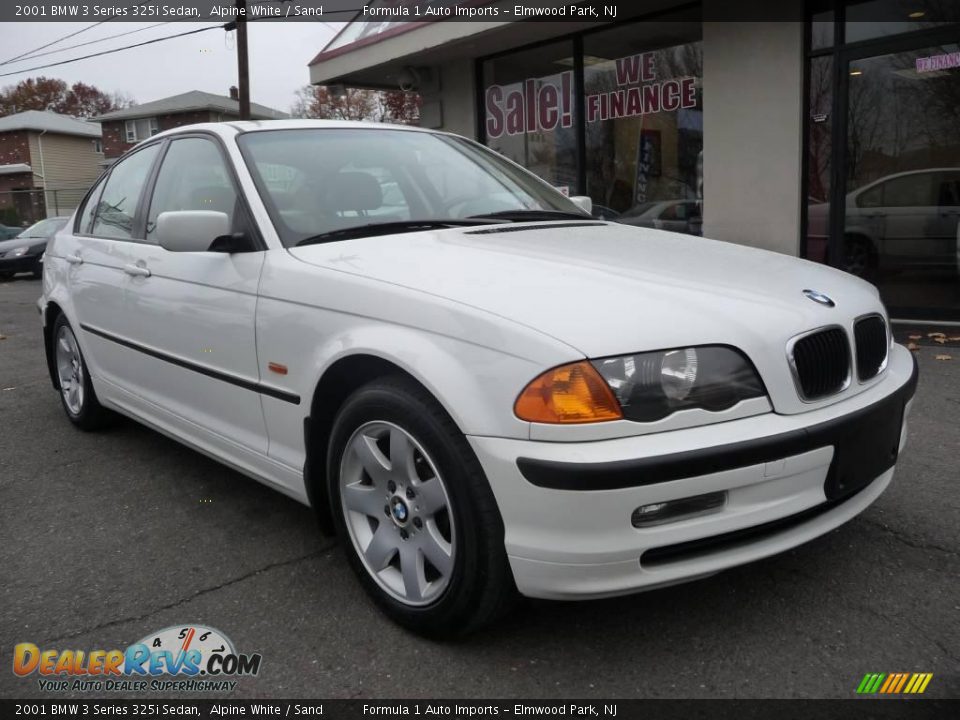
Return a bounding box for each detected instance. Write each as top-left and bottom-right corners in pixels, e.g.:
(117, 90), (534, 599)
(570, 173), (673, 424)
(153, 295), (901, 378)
(1, 276), (958, 700)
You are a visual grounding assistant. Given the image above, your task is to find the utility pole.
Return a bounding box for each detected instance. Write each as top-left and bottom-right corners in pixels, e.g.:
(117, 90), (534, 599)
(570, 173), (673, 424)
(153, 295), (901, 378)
(235, 0), (250, 119)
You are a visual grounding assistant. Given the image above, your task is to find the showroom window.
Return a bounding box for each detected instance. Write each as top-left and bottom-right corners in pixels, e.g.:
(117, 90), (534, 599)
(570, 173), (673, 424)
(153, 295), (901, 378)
(478, 11), (702, 231)
(803, 0), (960, 320)
(582, 21), (702, 230)
(480, 41), (579, 193)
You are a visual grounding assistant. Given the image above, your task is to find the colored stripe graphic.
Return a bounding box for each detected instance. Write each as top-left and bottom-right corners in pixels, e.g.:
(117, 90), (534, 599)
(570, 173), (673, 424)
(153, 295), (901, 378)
(857, 672), (932, 694)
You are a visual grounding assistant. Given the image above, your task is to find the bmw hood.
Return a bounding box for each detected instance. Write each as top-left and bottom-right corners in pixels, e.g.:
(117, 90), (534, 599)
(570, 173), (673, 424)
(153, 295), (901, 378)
(288, 221), (883, 361)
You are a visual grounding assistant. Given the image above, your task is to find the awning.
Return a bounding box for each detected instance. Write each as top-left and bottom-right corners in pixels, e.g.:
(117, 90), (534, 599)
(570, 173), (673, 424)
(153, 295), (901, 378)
(0, 163), (33, 176)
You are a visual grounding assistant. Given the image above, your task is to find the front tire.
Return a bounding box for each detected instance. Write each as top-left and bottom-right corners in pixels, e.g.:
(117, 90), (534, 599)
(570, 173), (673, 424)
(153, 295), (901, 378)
(52, 314), (114, 430)
(327, 376), (516, 638)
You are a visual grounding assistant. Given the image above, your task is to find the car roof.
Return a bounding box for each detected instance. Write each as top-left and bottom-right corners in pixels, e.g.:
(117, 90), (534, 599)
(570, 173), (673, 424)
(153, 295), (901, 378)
(151, 118), (437, 143)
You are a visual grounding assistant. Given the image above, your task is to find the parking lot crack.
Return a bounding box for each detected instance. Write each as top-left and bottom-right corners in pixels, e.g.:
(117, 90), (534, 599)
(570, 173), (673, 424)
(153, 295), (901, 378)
(43, 545), (336, 645)
(861, 517), (959, 558)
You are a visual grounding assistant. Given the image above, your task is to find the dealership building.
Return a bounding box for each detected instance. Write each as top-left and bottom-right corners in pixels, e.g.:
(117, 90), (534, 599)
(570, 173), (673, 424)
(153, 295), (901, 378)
(309, 1), (960, 322)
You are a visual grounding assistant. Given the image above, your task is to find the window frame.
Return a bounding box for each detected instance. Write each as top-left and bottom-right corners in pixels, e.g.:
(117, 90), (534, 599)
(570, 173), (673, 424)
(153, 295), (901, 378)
(124, 117), (160, 143)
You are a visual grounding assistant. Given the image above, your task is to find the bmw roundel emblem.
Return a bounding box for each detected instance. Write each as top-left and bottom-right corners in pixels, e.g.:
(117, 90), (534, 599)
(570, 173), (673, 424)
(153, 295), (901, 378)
(803, 289), (835, 307)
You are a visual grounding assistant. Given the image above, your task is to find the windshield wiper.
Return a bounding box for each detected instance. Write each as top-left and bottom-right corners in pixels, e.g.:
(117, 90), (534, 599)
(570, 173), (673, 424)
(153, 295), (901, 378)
(466, 209), (593, 222)
(295, 219), (498, 246)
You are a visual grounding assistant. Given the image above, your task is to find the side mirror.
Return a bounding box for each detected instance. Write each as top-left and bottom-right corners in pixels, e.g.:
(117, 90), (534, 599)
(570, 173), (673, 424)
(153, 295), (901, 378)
(156, 211), (230, 253)
(569, 195), (593, 215)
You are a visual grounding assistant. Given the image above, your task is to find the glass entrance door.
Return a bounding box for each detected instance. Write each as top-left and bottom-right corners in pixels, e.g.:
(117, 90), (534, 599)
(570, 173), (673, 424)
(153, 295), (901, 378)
(841, 42), (960, 318)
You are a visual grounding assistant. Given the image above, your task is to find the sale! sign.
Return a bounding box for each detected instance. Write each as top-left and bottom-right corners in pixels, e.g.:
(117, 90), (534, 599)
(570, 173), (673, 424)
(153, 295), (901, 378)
(485, 72), (575, 139)
(485, 53), (698, 139)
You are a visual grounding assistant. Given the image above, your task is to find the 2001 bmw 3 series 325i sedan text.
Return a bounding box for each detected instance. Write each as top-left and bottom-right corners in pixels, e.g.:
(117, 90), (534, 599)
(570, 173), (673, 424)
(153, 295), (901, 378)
(39, 120), (917, 637)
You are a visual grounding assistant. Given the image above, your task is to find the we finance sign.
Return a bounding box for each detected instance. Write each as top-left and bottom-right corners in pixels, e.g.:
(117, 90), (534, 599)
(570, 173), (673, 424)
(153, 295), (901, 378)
(485, 52), (697, 139)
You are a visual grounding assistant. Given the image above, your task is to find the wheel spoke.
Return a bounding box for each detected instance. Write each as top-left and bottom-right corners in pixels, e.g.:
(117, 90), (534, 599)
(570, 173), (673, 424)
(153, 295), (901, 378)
(399, 544), (425, 602)
(415, 477), (447, 516)
(352, 434), (391, 487)
(363, 524), (397, 571)
(418, 527), (453, 577)
(389, 427), (415, 482)
(342, 483), (385, 518)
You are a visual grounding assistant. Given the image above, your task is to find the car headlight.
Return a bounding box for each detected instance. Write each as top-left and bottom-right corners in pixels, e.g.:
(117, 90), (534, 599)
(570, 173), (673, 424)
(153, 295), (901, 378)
(514, 346), (766, 424)
(11, 246), (29, 257)
(593, 346), (766, 422)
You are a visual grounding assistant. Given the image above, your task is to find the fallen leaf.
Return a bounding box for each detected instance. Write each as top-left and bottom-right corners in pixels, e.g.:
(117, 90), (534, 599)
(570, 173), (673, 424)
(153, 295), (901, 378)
(935, 354), (952, 361)
(906, 342), (920, 351)
(927, 332), (946, 338)
(0, 334), (6, 340)
(934, 337), (947, 344)
(949, 336), (960, 342)
(908, 334), (922, 340)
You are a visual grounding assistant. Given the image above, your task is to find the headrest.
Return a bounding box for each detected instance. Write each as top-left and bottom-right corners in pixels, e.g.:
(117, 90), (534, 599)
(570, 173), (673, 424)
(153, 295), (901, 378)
(326, 172), (382, 213)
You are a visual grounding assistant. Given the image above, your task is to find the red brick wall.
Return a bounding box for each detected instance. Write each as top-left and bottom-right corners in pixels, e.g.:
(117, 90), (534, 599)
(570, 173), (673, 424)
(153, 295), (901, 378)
(0, 130), (32, 167)
(0, 171), (42, 225)
(0, 132), (36, 222)
(102, 110), (241, 158)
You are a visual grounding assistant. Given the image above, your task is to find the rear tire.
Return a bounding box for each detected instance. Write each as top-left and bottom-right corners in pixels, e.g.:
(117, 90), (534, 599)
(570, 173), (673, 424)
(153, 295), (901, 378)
(327, 375), (516, 638)
(52, 314), (115, 431)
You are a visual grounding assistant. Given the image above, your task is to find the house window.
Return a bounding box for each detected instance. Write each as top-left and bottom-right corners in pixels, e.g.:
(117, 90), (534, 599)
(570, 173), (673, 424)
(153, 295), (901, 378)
(92, 139), (103, 154)
(124, 118), (159, 143)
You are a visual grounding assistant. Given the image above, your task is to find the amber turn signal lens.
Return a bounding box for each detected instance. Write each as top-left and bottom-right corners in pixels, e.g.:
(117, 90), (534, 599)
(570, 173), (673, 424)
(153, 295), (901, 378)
(515, 361), (623, 424)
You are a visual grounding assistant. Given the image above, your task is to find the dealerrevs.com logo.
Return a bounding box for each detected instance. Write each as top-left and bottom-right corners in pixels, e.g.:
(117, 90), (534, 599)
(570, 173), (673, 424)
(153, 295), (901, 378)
(13, 625), (262, 693)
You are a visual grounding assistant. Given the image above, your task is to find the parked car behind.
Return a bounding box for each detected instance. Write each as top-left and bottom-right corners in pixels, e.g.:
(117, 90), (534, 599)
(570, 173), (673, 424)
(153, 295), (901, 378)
(807, 168), (960, 278)
(40, 121), (916, 637)
(618, 199), (703, 236)
(0, 222), (22, 240)
(0, 217), (69, 279)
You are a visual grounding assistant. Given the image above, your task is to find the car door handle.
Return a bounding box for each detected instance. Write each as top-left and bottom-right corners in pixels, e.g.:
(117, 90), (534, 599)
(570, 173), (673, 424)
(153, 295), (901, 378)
(123, 263), (151, 278)
(65, 254), (83, 265)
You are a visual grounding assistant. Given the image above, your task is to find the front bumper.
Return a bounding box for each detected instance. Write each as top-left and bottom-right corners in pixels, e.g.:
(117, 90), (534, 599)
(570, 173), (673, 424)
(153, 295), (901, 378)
(468, 344), (918, 600)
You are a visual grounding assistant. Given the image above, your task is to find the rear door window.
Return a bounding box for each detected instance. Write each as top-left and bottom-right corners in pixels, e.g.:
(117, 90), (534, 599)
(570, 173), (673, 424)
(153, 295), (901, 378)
(91, 144), (162, 240)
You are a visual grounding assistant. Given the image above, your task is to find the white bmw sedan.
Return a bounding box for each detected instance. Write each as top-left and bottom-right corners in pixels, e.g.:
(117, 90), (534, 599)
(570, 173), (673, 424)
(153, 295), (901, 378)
(40, 120), (917, 637)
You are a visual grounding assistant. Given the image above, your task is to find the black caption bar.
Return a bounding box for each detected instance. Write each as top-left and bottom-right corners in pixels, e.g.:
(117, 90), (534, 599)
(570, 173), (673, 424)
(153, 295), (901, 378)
(3, 1), (950, 23)
(0, 699), (954, 720)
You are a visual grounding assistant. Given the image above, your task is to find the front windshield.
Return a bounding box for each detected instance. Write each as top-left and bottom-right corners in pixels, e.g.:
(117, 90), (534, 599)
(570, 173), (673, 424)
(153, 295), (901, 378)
(20, 217), (66, 238)
(237, 128), (587, 247)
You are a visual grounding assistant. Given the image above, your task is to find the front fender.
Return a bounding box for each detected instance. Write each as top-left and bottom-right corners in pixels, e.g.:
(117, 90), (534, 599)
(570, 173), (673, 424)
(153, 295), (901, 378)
(308, 322), (542, 439)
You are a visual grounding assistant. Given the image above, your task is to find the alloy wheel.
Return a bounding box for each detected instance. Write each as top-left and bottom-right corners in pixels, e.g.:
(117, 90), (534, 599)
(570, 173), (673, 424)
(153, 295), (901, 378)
(339, 421), (456, 606)
(56, 325), (85, 415)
